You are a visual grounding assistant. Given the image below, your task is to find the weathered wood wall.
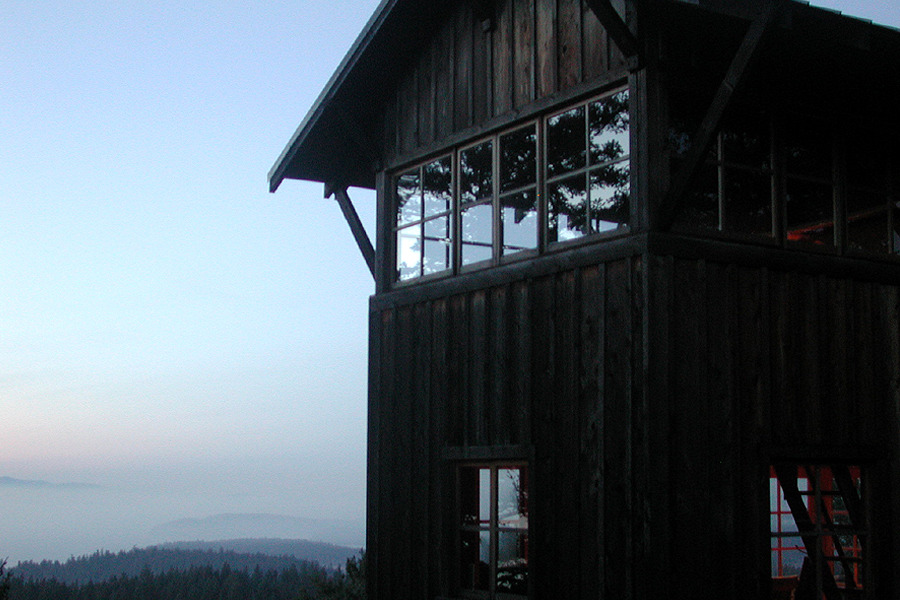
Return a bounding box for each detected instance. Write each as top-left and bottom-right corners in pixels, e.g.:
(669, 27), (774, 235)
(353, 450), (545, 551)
(381, 0), (628, 164)
(368, 256), (645, 600)
(367, 248), (900, 599)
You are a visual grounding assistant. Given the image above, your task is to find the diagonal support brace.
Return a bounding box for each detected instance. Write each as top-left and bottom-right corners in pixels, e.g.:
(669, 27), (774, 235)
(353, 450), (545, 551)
(326, 182), (376, 280)
(584, 0), (640, 64)
(656, 0), (783, 231)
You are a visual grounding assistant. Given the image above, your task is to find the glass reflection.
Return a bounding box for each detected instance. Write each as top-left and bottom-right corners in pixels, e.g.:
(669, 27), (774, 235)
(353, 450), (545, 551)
(461, 203), (493, 265)
(500, 126), (537, 193)
(423, 156), (452, 217)
(549, 174), (588, 242)
(502, 191), (537, 254)
(723, 168), (772, 236)
(460, 530), (490, 591)
(547, 106), (586, 177)
(722, 114), (769, 169)
(396, 224), (421, 281)
(396, 168), (421, 225)
(589, 91), (629, 164)
(786, 179), (834, 247)
(496, 531), (528, 594)
(423, 216), (451, 275)
(785, 117), (831, 179)
(460, 467), (480, 526)
(847, 191), (889, 253)
(461, 141), (494, 204)
(590, 162), (629, 232)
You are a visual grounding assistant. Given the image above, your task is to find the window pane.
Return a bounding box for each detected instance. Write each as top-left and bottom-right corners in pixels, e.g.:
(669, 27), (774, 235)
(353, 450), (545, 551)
(722, 168), (772, 236)
(460, 467), (480, 526)
(396, 224), (421, 281)
(501, 191), (538, 255)
(590, 162), (629, 232)
(846, 132), (886, 190)
(500, 125), (537, 193)
(548, 173), (588, 242)
(423, 217), (452, 275)
(423, 156), (452, 217)
(894, 200), (900, 254)
(722, 112), (770, 169)
(498, 468), (527, 528)
(847, 191), (889, 253)
(673, 160), (719, 230)
(785, 117), (831, 179)
(396, 168), (421, 225)
(547, 106), (586, 178)
(786, 178), (834, 248)
(496, 530), (528, 595)
(589, 91), (630, 164)
(461, 141), (494, 205)
(460, 530), (490, 592)
(461, 202), (493, 265)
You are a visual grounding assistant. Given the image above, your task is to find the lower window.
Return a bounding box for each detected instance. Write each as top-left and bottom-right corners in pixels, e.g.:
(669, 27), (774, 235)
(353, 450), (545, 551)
(769, 464), (867, 599)
(459, 463), (529, 598)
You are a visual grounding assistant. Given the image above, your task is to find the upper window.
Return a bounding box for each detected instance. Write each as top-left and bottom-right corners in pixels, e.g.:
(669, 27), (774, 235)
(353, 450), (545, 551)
(459, 463), (529, 598)
(393, 87), (630, 284)
(670, 103), (900, 257)
(769, 464), (867, 599)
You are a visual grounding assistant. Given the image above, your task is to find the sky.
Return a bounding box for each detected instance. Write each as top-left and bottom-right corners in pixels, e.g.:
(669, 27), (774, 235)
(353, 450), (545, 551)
(1, 0), (898, 566)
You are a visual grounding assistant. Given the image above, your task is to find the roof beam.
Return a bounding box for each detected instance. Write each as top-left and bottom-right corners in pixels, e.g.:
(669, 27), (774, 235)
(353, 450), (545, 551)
(655, 0), (782, 231)
(326, 183), (376, 280)
(584, 0), (640, 63)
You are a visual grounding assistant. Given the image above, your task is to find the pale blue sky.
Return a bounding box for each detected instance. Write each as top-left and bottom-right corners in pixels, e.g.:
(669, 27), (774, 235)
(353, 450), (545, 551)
(1, 0), (897, 564)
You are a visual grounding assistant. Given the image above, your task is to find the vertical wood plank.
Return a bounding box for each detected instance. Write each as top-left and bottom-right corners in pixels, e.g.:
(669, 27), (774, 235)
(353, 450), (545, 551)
(604, 258), (632, 600)
(489, 285), (510, 445)
(581, 0), (609, 81)
(454, 4), (474, 131)
(410, 302), (432, 600)
(395, 306), (416, 593)
(554, 269), (580, 595)
(493, 0), (514, 117)
(398, 69), (418, 155)
(472, 1), (492, 125)
(418, 42), (436, 148)
(435, 19), (455, 141)
(557, 0), (583, 90)
(535, 0), (558, 98)
(579, 264), (605, 599)
(377, 309), (397, 598)
(469, 290), (488, 446)
(366, 306), (384, 600)
(429, 298), (451, 597)
(511, 279), (532, 446)
(529, 274), (555, 597)
(449, 294), (468, 447)
(513, 0), (536, 108)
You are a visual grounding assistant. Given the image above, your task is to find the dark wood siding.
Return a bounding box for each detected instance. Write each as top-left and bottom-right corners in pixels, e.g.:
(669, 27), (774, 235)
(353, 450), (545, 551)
(369, 247), (900, 599)
(381, 0), (627, 164)
(369, 257), (644, 599)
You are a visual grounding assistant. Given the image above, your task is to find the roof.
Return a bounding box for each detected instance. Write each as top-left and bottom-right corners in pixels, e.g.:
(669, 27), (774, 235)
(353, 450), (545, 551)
(268, 0), (900, 193)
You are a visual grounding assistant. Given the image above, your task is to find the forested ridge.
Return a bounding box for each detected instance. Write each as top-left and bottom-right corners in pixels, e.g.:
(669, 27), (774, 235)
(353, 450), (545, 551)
(2, 546), (365, 600)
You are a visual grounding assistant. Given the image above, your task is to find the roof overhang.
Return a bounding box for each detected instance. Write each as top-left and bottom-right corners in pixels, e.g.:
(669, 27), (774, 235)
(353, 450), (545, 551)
(269, 0), (900, 194)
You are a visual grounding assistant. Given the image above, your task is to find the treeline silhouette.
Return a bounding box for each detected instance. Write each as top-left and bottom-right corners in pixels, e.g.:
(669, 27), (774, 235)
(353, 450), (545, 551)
(4, 547), (365, 600)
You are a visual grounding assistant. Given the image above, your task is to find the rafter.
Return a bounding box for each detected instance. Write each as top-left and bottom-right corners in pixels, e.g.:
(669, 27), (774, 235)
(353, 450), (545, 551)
(656, 0), (783, 231)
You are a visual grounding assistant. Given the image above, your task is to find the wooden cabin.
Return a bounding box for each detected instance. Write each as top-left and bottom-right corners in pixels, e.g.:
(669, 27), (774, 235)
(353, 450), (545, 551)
(269, 0), (900, 598)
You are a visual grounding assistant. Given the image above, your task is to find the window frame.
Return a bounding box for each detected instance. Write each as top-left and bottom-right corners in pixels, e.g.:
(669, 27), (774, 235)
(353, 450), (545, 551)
(768, 463), (870, 598)
(390, 84), (631, 287)
(456, 461), (530, 600)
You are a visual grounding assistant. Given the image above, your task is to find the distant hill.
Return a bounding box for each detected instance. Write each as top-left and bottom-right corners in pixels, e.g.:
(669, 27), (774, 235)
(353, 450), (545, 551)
(159, 539), (360, 569)
(0, 476), (100, 490)
(151, 513), (364, 548)
(10, 542), (353, 584)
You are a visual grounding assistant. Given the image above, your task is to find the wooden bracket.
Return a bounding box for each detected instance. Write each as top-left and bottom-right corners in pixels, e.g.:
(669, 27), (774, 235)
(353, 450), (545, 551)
(655, 0), (783, 231)
(584, 0), (640, 63)
(325, 183), (376, 280)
